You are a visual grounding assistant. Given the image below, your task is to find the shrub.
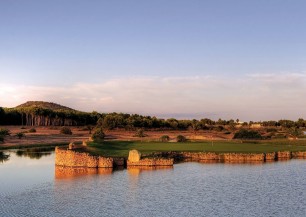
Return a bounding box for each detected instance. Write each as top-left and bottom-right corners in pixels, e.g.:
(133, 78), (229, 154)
(16, 132), (25, 139)
(0, 128), (10, 136)
(266, 128), (277, 133)
(177, 135), (187, 142)
(60, 127), (72, 135)
(134, 129), (146, 137)
(287, 127), (304, 138)
(215, 126), (224, 132)
(29, 128), (36, 133)
(160, 135), (170, 142)
(0, 135), (4, 143)
(233, 129), (262, 140)
(91, 127), (105, 141)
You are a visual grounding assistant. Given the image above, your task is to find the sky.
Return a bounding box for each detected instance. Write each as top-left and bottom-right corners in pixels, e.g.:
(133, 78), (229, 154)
(0, 0), (306, 121)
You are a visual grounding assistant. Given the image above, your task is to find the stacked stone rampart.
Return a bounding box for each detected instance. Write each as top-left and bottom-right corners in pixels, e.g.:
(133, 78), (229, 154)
(292, 151), (306, 159)
(222, 153), (265, 162)
(265, 152), (276, 161)
(181, 152), (220, 160)
(168, 151), (303, 162)
(127, 149), (174, 167)
(55, 147), (113, 168)
(55, 147), (306, 169)
(277, 151), (292, 159)
(127, 158), (174, 166)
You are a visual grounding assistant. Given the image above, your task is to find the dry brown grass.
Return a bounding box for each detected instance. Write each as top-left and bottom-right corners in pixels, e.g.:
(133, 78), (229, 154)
(0, 126), (233, 148)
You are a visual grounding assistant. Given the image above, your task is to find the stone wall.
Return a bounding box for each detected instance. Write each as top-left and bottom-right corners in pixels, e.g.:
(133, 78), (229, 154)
(265, 152), (276, 161)
(127, 150), (174, 167)
(55, 147), (113, 168)
(181, 152), (220, 160)
(180, 152), (264, 162)
(127, 158), (174, 167)
(222, 153), (265, 162)
(167, 151), (303, 162)
(292, 151), (306, 159)
(277, 151), (292, 159)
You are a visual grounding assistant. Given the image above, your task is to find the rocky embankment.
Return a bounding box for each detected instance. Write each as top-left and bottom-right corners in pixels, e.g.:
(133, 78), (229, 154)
(156, 151), (306, 163)
(55, 145), (306, 169)
(55, 146), (124, 168)
(127, 150), (174, 167)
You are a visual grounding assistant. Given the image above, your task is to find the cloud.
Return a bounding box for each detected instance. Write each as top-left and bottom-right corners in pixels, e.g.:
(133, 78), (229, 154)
(1, 73), (306, 120)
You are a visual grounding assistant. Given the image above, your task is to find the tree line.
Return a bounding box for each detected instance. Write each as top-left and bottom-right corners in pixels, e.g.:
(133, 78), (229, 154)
(0, 107), (98, 126)
(0, 106), (305, 130)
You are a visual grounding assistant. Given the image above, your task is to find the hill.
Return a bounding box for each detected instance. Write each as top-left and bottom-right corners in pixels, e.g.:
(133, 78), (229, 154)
(15, 101), (76, 112)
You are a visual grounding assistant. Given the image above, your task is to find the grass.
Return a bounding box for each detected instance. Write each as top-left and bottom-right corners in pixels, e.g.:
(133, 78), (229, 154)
(87, 139), (306, 158)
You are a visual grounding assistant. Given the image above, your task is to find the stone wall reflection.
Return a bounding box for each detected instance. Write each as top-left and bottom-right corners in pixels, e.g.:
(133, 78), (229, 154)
(55, 166), (113, 179)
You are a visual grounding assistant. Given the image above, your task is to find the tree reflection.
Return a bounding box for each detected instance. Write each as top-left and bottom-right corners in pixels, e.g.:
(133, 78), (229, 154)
(15, 147), (53, 159)
(0, 151), (10, 163)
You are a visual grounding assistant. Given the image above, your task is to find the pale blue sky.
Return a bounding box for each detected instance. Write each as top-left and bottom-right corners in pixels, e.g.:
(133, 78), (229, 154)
(1, 0), (306, 120)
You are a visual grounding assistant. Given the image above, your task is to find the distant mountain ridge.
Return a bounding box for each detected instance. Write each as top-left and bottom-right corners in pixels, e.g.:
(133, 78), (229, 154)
(15, 101), (76, 112)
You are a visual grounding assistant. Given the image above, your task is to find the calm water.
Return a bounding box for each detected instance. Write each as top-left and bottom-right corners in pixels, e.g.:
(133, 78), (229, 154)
(0, 150), (306, 217)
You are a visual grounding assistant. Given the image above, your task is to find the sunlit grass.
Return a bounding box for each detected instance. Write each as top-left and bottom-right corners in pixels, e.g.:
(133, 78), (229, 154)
(87, 139), (306, 157)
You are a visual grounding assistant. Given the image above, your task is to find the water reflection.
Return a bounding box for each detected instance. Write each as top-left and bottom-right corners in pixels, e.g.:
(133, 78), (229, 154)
(127, 166), (173, 176)
(0, 151), (10, 163)
(55, 166), (113, 179)
(15, 147), (53, 159)
(181, 158), (265, 165)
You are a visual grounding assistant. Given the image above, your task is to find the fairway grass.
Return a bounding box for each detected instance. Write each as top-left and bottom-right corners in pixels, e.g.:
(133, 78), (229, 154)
(87, 140), (306, 157)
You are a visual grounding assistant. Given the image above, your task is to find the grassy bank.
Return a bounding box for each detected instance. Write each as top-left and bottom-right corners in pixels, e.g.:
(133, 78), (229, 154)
(0, 142), (69, 150)
(87, 140), (306, 157)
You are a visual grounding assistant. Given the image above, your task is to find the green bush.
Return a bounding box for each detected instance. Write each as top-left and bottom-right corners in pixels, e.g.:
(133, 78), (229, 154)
(91, 127), (105, 141)
(287, 127), (304, 138)
(134, 129), (146, 137)
(215, 126), (224, 132)
(160, 135), (170, 142)
(0, 128), (10, 136)
(60, 127), (72, 135)
(29, 128), (36, 133)
(177, 135), (187, 142)
(266, 128), (277, 133)
(233, 129), (262, 140)
(16, 132), (25, 139)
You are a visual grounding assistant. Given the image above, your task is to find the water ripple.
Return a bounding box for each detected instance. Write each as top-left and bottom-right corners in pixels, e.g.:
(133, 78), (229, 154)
(0, 158), (306, 216)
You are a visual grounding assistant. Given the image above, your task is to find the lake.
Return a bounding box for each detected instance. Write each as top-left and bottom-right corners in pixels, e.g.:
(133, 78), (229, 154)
(0, 149), (306, 217)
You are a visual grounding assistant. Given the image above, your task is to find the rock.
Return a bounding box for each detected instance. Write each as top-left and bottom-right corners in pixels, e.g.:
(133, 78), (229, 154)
(82, 140), (87, 146)
(128, 150), (141, 162)
(68, 142), (75, 150)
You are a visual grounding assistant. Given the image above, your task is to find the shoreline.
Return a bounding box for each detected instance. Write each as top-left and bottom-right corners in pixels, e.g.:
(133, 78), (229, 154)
(54, 145), (306, 169)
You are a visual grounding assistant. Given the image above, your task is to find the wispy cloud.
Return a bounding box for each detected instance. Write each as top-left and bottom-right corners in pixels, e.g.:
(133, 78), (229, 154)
(1, 73), (306, 120)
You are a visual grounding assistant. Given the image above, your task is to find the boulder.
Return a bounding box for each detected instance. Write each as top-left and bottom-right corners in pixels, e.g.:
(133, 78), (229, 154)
(128, 150), (141, 162)
(68, 142), (75, 150)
